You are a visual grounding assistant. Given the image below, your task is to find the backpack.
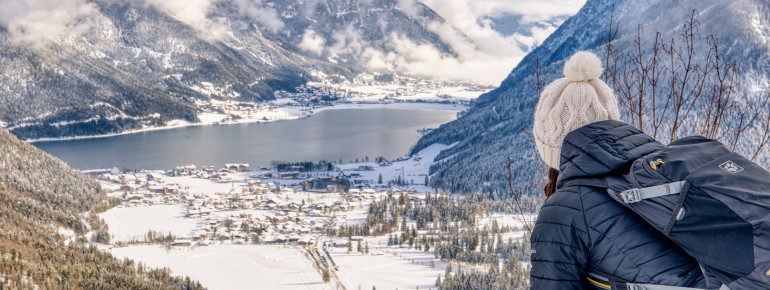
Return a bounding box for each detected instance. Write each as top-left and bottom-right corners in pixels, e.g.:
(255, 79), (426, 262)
(568, 136), (770, 289)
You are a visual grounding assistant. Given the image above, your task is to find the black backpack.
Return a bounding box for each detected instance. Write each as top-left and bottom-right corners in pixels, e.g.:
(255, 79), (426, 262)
(577, 136), (770, 289)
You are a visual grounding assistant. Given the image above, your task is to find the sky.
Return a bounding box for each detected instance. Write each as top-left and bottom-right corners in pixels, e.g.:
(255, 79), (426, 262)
(0, 0), (586, 84)
(373, 0), (587, 83)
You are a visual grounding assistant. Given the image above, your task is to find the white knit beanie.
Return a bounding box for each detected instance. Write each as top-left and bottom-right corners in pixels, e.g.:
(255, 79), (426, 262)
(533, 51), (620, 169)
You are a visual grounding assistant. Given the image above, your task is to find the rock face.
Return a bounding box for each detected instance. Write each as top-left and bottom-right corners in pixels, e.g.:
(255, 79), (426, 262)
(414, 0), (770, 194)
(0, 0), (451, 139)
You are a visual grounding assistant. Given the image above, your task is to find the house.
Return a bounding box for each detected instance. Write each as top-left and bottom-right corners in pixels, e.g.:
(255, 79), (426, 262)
(226, 163), (250, 172)
(353, 179), (370, 185)
(146, 173), (163, 182)
(149, 185), (167, 194)
(121, 175), (137, 184)
(174, 165), (197, 175)
(357, 165), (374, 171)
(172, 239), (192, 247)
(278, 172), (300, 180)
(298, 236), (314, 246)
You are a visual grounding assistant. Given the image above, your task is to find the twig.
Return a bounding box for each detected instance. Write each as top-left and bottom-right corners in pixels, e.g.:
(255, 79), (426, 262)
(506, 157), (532, 234)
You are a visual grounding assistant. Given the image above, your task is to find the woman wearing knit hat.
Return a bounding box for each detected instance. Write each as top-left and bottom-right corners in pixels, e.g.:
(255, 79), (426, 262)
(528, 52), (706, 289)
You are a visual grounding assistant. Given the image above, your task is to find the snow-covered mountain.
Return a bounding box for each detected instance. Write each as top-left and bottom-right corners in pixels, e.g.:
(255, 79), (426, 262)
(0, 0), (453, 139)
(414, 0), (770, 194)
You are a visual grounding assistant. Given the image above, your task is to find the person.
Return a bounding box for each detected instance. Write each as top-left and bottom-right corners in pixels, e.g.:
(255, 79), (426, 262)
(528, 51), (706, 289)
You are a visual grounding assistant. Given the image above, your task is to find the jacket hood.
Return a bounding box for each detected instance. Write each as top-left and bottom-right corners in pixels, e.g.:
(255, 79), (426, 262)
(556, 120), (663, 188)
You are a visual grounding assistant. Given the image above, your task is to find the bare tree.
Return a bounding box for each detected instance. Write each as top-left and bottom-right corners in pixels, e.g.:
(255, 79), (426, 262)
(602, 9), (770, 160)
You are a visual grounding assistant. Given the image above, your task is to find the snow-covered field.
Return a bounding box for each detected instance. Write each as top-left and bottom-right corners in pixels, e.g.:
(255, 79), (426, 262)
(336, 142), (453, 193)
(110, 245), (325, 290)
(332, 250), (445, 290)
(101, 205), (199, 242)
(328, 235), (449, 290)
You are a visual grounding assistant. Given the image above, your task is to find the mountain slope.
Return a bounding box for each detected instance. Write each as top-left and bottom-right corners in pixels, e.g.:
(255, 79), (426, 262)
(414, 0), (770, 194)
(0, 0), (453, 140)
(0, 127), (202, 288)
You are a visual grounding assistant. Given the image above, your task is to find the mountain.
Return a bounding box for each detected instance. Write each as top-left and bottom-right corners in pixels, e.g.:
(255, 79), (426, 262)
(0, 127), (202, 288)
(413, 0), (770, 194)
(0, 0), (453, 140)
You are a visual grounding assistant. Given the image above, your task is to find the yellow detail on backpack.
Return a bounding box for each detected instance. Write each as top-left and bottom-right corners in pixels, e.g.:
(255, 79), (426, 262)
(766, 267), (770, 277)
(650, 159), (665, 170)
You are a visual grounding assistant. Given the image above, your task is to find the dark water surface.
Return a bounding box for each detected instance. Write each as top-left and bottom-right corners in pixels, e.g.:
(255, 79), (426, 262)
(32, 108), (457, 170)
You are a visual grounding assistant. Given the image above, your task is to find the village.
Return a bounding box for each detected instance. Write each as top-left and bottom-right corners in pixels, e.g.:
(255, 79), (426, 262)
(94, 158), (430, 249)
(181, 72), (478, 128)
(91, 142), (530, 289)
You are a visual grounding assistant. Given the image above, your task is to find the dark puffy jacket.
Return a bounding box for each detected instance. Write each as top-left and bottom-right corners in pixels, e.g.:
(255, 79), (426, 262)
(530, 120), (705, 289)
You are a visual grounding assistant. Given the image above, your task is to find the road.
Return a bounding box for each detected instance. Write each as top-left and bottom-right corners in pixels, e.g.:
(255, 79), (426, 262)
(306, 235), (346, 290)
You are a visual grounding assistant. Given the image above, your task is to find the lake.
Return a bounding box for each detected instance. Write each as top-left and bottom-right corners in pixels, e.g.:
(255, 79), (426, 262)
(32, 108), (458, 170)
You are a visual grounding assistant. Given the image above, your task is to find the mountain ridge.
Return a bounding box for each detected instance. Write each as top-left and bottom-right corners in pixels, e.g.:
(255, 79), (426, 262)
(414, 0), (770, 194)
(0, 0), (456, 140)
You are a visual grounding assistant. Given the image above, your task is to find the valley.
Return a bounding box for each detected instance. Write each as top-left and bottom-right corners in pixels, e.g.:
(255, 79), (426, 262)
(89, 143), (534, 289)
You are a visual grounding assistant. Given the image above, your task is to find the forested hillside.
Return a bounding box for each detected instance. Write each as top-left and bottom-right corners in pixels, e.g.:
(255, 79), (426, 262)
(0, 127), (202, 289)
(413, 0), (770, 194)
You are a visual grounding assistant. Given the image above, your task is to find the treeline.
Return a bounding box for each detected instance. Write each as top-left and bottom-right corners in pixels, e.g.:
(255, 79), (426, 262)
(328, 190), (534, 288)
(437, 256), (530, 290)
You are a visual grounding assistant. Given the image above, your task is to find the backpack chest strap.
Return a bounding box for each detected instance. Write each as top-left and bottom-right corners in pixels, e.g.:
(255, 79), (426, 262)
(616, 181), (686, 204)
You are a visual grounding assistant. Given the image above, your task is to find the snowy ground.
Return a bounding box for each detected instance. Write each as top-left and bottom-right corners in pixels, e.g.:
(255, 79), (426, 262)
(101, 205), (200, 242)
(110, 245), (326, 290)
(337, 142), (454, 193)
(476, 212), (537, 241)
(326, 234), (449, 290)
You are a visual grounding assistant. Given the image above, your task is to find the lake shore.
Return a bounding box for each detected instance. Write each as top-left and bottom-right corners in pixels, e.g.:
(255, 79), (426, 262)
(26, 102), (464, 143)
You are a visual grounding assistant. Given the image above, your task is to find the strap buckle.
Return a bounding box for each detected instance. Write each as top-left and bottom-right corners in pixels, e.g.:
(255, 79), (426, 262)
(620, 188), (642, 204)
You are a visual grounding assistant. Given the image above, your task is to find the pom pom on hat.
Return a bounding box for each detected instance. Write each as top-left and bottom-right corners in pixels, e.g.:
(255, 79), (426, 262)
(563, 51), (603, 82)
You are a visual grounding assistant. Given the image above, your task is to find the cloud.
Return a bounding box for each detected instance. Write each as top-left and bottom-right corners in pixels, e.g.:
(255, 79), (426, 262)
(144, 0), (231, 41)
(359, 0), (585, 83)
(328, 25), (368, 58)
(461, 0), (585, 24)
(395, 0), (421, 19)
(298, 29), (325, 55)
(232, 0), (284, 33)
(145, 0), (285, 40)
(0, 0), (98, 48)
(362, 34), (520, 83)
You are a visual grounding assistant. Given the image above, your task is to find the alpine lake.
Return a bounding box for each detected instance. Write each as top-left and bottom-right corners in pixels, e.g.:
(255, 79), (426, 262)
(32, 107), (459, 171)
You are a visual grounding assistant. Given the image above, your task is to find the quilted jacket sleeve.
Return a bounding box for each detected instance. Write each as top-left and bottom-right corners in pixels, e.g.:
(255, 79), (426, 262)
(530, 187), (591, 289)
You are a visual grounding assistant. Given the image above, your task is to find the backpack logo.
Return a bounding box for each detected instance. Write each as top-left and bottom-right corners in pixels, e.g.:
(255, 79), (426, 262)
(719, 160), (744, 173)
